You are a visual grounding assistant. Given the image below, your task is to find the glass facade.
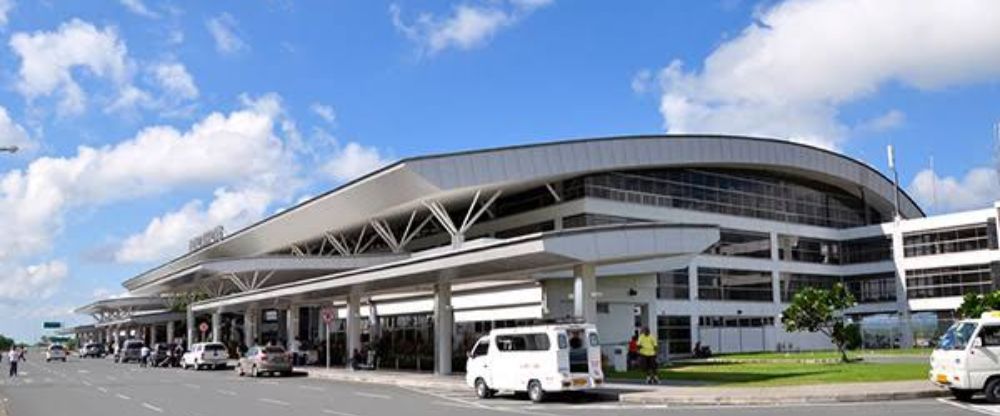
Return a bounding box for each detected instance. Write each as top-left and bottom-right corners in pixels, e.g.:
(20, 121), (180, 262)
(494, 221), (554, 239)
(657, 316), (692, 355)
(698, 268), (773, 302)
(656, 268), (689, 299)
(706, 229), (772, 258)
(562, 213), (646, 229)
(779, 273), (838, 302)
(563, 168), (885, 228)
(843, 273), (897, 303)
(903, 224), (991, 257)
(779, 235), (892, 265)
(842, 236), (893, 264)
(906, 263), (994, 299)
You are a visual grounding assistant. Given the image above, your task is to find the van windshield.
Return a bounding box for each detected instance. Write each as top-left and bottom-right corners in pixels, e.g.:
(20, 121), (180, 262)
(937, 322), (977, 350)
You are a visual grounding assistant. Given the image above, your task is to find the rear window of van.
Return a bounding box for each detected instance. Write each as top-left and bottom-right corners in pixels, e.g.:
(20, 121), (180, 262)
(496, 333), (550, 352)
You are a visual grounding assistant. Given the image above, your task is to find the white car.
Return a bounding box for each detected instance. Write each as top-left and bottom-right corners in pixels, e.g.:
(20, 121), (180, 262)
(46, 344), (67, 362)
(465, 323), (603, 403)
(932, 311), (1000, 402)
(181, 342), (228, 370)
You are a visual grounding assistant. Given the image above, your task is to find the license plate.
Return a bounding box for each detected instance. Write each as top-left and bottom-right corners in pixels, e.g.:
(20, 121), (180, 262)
(936, 374), (948, 383)
(572, 379), (588, 386)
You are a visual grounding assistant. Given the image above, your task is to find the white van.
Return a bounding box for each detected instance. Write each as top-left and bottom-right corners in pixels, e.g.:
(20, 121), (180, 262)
(931, 312), (1000, 402)
(465, 324), (603, 402)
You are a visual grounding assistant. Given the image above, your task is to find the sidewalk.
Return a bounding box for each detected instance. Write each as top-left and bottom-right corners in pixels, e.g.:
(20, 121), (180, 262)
(301, 367), (947, 405)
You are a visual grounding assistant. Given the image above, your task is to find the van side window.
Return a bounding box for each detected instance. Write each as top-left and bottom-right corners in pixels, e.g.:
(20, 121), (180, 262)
(472, 341), (489, 358)
(496, 334), (551, 352)
(981, 326), (1000, 346)
(558, 334), (568, 349)
(589, 332), (600, 347)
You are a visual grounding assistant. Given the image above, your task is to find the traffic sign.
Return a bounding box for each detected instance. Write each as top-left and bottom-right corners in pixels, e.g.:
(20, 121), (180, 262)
(43, 322), (62, 329)
(321, 307), (336, 324)
(199, 322), (209, 333)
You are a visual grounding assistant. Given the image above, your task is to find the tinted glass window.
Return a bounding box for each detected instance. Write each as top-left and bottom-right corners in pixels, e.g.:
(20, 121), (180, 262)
(981, 326), (1000, 347)
(588, 333), (599, 347)
(263, 346), (285, 354)
(495, 334), (550, 351)
(558, 334), (568, 349)
(472, 342), (489, 357)
(50, 345), (63, 350)
(204, 344), (226, 351)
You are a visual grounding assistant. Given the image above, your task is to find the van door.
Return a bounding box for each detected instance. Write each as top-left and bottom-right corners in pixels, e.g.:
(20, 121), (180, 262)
(587, 330), (604, 381)
(968, 324), (1000, 388)
(468, 338), (493, 387)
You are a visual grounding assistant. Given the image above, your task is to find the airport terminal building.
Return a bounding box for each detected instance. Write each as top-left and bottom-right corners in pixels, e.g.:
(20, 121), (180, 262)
(72, 135), (1000, 373)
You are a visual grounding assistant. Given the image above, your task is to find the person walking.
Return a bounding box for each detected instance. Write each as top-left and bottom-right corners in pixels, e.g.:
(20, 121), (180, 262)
(140, 345), (150, 368)
(637, 327), (659, 384)
(627, 334), (639, 370)
(8, 347), (23, 378)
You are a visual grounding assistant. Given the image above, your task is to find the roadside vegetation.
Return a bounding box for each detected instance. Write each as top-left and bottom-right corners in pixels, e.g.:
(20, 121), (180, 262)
(608, 361), (927, 387)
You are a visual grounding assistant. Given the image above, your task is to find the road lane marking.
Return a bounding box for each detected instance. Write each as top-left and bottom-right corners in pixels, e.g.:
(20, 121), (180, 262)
(116, 393), (131, 400)
(259, 398), (290, 406)
(97, 387), (108, 393)
(257, 380), (279, 385)
(353, 392), (391, 400)
(299, 385), (325, 391)
(142, 403), (164, 413)
(82, 380), (92, 386)
(433, 400), (476, 409)
(322, 410), (362, 416)
(106, 376), (117, 381)
(182, 383), (200, 389)
(936, 398), (996, 415)
(78, 370), (90, 374)
(217, 389), (237, 396)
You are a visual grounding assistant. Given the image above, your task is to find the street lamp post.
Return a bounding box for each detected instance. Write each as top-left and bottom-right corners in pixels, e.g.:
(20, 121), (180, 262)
(0, 145), (18, 153)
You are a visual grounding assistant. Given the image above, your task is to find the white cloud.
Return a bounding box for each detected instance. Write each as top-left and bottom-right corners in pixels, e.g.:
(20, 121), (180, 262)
(652, 0), (1000, 149)
(631, 69), (653, 94)
(10, 19), (132, 115)
(390, 0), (552, 54)
(323, 141), (391, 182)
(0, 106), (33, 152)
(152, 62), (198, 100)
(0, 94), (294, 263)
(115, 186), (277, 263)
(206, 13), (247, 55)
(0, 261), (68, 300)
(310, 103), (336, 124)
(908, 167), (1000, 213)
(119, 0), (159, 18)
(857, 109), (905, 133)
(0, 0), (14, 27)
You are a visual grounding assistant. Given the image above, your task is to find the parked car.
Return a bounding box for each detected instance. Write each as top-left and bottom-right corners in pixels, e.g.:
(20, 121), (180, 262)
(116, 340), (144, 363)
(932, 311), (1000, 402)
(465, 323), (604, 403)
(46, 344), (67, 362)
(236, 345), (293, 377)
(80, 343), (105, 358)
(182, 342), (228, 370)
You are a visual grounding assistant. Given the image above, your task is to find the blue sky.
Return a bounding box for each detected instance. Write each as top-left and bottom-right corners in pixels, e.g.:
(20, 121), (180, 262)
(0, 0), (998, 342)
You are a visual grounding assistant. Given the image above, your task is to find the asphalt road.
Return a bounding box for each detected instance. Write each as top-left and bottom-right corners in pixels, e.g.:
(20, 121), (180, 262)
(0, 351), (992, 416)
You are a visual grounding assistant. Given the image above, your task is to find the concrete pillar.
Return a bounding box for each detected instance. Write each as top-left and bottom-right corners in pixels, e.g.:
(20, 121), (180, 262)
(770, 232), (782, 304)
(891, 218), (915, 348)
(346, 294), (361, 369)
(286, 305), (299, 351)
(166, 321), (175, 344)
(573, 263), (598, 324)
(434, 281), (454, 375)
(212, 311), (222, 343)
(186, 306), (195, 349)
(244, 306), (258, 347)
(150, 324), (159, 345)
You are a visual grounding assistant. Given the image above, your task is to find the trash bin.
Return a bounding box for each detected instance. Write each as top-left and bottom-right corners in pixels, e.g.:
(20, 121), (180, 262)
(612, 347), (627, 372)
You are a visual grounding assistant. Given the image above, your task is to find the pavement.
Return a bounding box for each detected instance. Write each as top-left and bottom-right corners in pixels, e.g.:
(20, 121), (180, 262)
(0, 352), (985, 416)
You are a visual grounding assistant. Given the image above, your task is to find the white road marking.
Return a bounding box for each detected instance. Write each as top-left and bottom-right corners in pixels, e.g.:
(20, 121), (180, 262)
(182, 383), (200, 389)
(257, 380), (279, 385)
(432, 400), (477, 409)
(322, 409), (362, 416)
(22, 378), (32, 384)
(299, 385), (325, 391)
(106, 376), (117, 381)
(77, 370), (90, 374)
(353, 392), (391, 400)
(217, 389), (237, 396)
(142, 403), (164, 413)
(116, 393), (132, 400)
(936, 398), (997, 415)
(259, 398), (290, 406)
(97, 387), (109, 393)
(81, 380), (92, 386)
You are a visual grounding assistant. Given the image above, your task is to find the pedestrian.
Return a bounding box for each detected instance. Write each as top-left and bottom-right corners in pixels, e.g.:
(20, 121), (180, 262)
(627, 334), (639, 370)
(140, 345), (150, 368)
(290, 336), (301, 366)
(637, 327), (659, 384)
(8, 347), (22, 378)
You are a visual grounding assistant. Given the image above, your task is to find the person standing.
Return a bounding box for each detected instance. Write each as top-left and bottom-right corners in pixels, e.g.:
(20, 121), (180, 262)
(627, 334), (639, 370)
(290, 337), (301, 366)
(8, 347), (23, 378)
(637, 327), (659, 384)
(140, 345), (150, 368)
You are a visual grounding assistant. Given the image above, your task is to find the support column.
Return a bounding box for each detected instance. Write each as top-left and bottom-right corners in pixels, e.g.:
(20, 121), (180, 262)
(150, 324), (159, 345)
(245, 305), (258, 347)
(891, 217), (915, 348)
(286, 305), (299, 351)
(212, 310), (222, 343)
(434, 280), (453, 375)
(186, 306), (195, 349)
(573, 263), (598, 324)
(770, 232), (782, 304)
(346, 294), (361, 370)
(166, 321), (175, 344)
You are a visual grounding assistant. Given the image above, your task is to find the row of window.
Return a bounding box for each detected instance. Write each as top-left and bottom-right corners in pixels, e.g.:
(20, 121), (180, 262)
(902, 223), (996, 258)
(657, 267), (897, 303)
(698, 316), (776, 328)
(906, 263), (995, 299)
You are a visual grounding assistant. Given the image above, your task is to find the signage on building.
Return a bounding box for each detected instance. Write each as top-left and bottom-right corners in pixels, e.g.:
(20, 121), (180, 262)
(43, 322), (62, 329)
(199, 322), (209, 334)
(321, 307), (336, 324)
(188, 225), (225, 252)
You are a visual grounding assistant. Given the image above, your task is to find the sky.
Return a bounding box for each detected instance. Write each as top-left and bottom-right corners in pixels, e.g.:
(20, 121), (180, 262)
(0, 0), (998, 342)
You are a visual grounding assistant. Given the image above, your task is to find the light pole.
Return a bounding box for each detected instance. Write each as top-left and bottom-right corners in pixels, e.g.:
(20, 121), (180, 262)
(0, 145), (18, 153)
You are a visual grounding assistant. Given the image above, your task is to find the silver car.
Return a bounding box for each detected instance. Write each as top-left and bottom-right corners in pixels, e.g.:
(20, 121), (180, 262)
(236, 346), (292, 377)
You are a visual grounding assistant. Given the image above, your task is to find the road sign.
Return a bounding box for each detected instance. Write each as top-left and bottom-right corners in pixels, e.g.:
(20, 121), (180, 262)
(321, 307), (336, 324)
(43, 322), (62, 329)
(199, 322), (209, 333)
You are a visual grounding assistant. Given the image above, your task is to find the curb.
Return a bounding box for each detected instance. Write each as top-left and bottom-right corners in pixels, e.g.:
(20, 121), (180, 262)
(305, 371), (469, 393)
(618, 388), (949, 406)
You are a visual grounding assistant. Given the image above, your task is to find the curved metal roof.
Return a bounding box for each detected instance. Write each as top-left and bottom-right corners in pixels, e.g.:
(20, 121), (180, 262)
(124, 134), (923, 290)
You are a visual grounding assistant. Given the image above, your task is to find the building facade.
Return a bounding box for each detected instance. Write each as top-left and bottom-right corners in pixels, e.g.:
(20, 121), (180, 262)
(71, 135), (995, 372)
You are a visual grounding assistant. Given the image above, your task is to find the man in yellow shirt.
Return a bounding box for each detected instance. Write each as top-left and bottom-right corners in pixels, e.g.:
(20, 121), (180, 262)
(636, 327), (659, 384)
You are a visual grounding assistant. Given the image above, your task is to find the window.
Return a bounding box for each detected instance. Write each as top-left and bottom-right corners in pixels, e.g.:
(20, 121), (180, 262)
(562, 213), (646, 229)
(657, 316), (691, 354)
(906, 264), (994, 299)
(588, 333), (600, 347)
(842, 237), (892, 264)
(495, 334), (551, 352)
(778, 235), (840, 264)
(657, 268), (689, 299)
(698, 268), (773, 302)
(779, 273), (838, 302)
(706, 229), (771, 258)
(843, 273), (896, 303)
(980, 326), (1000, 347)
(904, 224), (990, 257)
(495, 221), (555, 239)
(699, 316), (775, 327)
(557, 334), (568, 349)
(597, 303), (610, 314)
(471, 341), (489, 358)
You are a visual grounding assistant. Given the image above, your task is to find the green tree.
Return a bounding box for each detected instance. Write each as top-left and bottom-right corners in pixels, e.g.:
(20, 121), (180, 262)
(0, 334), (14, 351)
(956, 291), (1000, 319)
(781, 283), (857, 363)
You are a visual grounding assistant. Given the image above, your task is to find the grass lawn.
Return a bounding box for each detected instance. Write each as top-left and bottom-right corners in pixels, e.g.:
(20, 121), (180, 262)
(608, 361), (928, 387)
(714, 348), (932, 361)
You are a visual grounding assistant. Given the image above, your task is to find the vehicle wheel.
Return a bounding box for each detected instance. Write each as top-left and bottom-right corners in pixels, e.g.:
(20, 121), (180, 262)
(251, 365), (259, 378)
(46, 358), (50, 362)
(527, 380), (545, 403)
(475, 378), (494, 399)
(62, 358), (67, 362)
(986, 378), (1000, 403)
(951, 389), (975, 401)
